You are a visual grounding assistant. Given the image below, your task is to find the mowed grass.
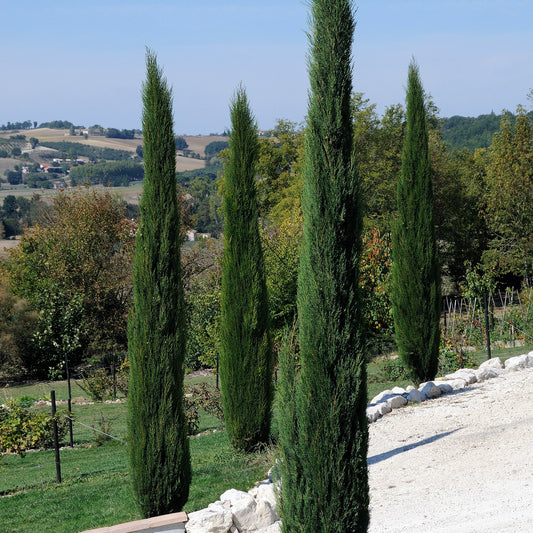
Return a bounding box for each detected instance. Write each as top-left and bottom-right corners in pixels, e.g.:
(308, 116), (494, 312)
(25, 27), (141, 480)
(0, 373), (272, 533)
(1, 344), (531, 532)
(0, 432), (273, 533)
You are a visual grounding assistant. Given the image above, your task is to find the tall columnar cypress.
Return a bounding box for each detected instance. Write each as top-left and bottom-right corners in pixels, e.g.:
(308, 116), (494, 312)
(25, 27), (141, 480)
(127, 50), (191, 517)
(391, 61), (441, 384)
(219, 87), (273, 452)
(279, 1), (369, 531)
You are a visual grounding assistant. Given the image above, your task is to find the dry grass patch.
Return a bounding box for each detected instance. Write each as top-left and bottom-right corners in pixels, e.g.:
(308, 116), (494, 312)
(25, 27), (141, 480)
(183, 135), (227, 156)
(0, 238), (21, 258)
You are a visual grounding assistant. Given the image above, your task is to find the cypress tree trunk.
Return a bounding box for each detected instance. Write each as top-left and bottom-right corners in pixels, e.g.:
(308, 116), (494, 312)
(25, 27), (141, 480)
(279, 1), (369, 531)
(391, 61), (441, 384)
(127, 50), (191, 517)
(219, 87), (273, 452)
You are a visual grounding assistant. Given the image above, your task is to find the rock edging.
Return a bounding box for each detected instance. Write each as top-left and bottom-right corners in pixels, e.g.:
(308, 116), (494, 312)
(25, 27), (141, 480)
(366, 352), (533, 423)
(185, 470), (280, 533)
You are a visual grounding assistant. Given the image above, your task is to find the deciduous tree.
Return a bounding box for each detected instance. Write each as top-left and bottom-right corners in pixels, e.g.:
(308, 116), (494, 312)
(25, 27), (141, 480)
(7, 190), (135, 374)
(483, 106), (533, 281)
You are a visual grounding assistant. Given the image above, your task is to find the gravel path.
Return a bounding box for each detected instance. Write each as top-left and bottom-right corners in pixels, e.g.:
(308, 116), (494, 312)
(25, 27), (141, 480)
(368, 367), (533, 532)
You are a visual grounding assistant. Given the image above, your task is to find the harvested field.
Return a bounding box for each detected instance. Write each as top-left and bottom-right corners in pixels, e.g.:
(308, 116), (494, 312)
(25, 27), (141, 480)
(0, 238), (20, 257)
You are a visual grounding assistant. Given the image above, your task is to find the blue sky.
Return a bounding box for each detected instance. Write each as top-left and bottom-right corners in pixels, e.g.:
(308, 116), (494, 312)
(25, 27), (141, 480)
(2, 1), (532, 134)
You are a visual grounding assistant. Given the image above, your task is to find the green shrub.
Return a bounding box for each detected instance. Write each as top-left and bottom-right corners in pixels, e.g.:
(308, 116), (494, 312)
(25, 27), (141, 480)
(185, 383), (224, 422)
(438, 343), (475, 375)
(77, 365), (128, 401)
(77, 368), (114, 401)
(0, 403), (68, 456)
(16, 396), (37, 408)
(183, 396), (200, 436)
(91, 412), (118, 446)
(380, 358), (409, 382)
(183, 383), (224, 436)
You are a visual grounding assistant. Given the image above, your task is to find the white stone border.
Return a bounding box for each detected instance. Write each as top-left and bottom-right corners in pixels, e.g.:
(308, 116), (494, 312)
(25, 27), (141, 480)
(366, 352), (533, 423)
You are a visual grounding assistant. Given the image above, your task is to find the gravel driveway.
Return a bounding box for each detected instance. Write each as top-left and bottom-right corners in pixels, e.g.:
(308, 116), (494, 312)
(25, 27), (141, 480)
(368, 366), (533, 532)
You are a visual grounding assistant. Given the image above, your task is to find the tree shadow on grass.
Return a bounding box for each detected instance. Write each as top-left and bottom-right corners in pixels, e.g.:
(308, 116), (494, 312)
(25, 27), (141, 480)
(368, 428), (461, 465)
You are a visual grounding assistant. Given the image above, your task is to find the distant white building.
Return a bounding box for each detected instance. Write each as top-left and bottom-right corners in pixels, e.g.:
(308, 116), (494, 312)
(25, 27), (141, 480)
(186, 229), (197, 242)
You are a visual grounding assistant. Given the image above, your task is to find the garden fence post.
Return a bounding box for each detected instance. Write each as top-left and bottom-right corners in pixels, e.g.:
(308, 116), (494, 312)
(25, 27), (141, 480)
(51, 390), (62, 483)
(64, 352), (74, 447)
(112, 361), (117, 400)
(484, 293), (492, 360)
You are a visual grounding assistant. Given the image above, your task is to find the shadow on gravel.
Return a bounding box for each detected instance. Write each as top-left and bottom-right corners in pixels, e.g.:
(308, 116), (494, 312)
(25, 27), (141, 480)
(368, 428), (461, 465)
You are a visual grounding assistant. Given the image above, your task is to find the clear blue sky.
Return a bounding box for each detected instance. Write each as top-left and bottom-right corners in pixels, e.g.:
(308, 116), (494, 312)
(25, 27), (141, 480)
(2, 0), (532, 134)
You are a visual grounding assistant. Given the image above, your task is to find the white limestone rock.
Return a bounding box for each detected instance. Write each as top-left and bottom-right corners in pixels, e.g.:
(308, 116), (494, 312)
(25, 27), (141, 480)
(475, 365), (504, 381)
(370, 389), (394, 405)
(445, 369), (477, 385)
(185, 502), (233, 533)
(387, 394), (408, 409)
(406, 385), (415, 392)
(504, 354), (529, 371)
(367, 404), (382, 422)
(253, 499), (279, 531)
(256, 522), (282, 533)
(419, 382), (442, 399)
(446, 378), (467, 390)
(391, 386), (408, 395)
(220, 488), (277, 532)
(254, 482), (278, 514)
(406, 388), (426, 403)
(378, 401), (392, 415)
(527, 351), (533, 367)
(479, 357), (503, 370)
(220, 489), (258, 532)
(436, 382), (453, 394)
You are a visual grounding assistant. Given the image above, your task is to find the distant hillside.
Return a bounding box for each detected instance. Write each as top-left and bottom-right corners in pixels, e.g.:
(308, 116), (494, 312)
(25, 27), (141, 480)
(0, 128), (229, 174)
(438, 111), (533, 151)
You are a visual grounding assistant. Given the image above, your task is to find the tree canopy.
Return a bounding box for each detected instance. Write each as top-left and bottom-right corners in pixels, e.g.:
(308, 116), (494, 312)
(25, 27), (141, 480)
(7, 190), (135, 375)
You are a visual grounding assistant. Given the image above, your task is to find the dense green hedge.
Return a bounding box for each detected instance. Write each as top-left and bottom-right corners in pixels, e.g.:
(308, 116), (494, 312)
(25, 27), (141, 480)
(39, 141), (133, 161)
(69, 161), (144, 186)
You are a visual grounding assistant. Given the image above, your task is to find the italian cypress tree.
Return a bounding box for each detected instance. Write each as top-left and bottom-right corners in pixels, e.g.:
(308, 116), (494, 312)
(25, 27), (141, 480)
(219, 87), (273, 452)
(127, 50), (191, 517)
(391, 61), (441, 384)
(279, 0), (369, 531)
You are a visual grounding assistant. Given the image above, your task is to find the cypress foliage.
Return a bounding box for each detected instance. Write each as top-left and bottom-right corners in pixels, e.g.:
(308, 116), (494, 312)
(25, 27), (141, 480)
(279, 1), (369, 531)
(219, 87), (273, 452)
(127, 50), (191, 517)
(391, 61), (441, 384)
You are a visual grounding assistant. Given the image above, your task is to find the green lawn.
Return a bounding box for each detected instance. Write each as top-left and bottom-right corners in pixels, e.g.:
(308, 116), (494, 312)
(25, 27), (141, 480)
(1, 345), (530, 532)
(0, 373), (272, 532)
(0, 432), (274, 533)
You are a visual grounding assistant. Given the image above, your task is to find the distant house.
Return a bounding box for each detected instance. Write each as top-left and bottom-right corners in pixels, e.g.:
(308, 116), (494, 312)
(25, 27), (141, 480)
(186, 229), (197, 242)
